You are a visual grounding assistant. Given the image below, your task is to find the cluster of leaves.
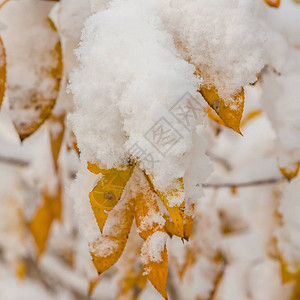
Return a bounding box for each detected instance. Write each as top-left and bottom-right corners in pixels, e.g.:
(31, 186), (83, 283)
(87, 161), (191, 299)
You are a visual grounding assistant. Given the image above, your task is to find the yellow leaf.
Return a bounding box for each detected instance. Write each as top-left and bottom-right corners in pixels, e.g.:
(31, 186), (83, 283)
(89, 164), (134, 232)
(280, 162), (300, 180)
(49, 185), (62, 221)
(29, 187), (61, 256)
(117, 223), (147, 300)
(134, 183), (168, 299)
(143, 173), (185, 238)
(264, 0), (281, 7)
(205, 106), (226, 127)
(144, 244), (168, 300)
(0, 36), (6, 108)
(15, 260), (26, 280)
(48, 114), (65, 171)
(200, 86), (244, 134)
(117, 267), (147, 300)
(88, 277), (101, 297)
(290, 278), (300, 300)
(280, 258), (300, 283)
(183, 201), (195, 241)
(240, 109), (262, 129)
(176, 248), (196, 281)
(155, 180), (185, 238)
(134, 188), (165, 240)
(90, 197), (135, 274)
(164, 215), (179, 238)
(87, 161), (106, 174)
(29, 195), (53, 256)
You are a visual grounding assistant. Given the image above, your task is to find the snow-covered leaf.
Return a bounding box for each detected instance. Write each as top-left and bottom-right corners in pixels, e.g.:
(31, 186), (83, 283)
(134, 181), (168, 299)
(0, 0), (62, 140)
(200, 86), (244, 133)
(90, 196), (135, 274)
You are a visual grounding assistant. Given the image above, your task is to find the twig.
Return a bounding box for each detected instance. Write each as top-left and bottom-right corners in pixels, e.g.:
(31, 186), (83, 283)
(207, 151), (232, 171)
(202, 177), (286, 189)
(0, 155), (29, 166)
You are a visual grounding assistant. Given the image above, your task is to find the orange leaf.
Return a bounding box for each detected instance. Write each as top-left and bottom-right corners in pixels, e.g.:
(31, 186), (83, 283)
(280, 162), (300, 180)
(264, 0), (281, 7)
(0, 36), (6, 108)
(89, 164), (134, 232)
(200, 86), (244, 134)
(90, 197), (135, 274)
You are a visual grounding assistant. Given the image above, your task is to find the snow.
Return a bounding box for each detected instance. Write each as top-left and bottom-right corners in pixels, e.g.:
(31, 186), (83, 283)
(258, 0), (300, 173)
(141, 231), (168, 265)
(158, 0), (266, 101)
(138, 210), (165, 233)
(69, 0), (210, 190)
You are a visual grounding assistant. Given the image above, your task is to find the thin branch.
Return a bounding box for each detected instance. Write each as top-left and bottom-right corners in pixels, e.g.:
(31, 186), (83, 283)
(0, 155), (29, 166)
(202, 177), (286, 189)
(206, 151), (232, 171)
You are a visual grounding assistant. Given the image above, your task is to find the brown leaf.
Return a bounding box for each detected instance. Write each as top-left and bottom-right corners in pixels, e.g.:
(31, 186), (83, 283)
(200, 86), (244, 134)
(0, 36), (6, 108)
(90, 197), (135, 274)
(89, 164), (134, 232)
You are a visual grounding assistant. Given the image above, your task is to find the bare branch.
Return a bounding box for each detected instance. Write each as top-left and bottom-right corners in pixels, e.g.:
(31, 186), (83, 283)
(206, 151), (232, 171)
(0, 155), (29, 166)
(202, 177), (286, 189)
